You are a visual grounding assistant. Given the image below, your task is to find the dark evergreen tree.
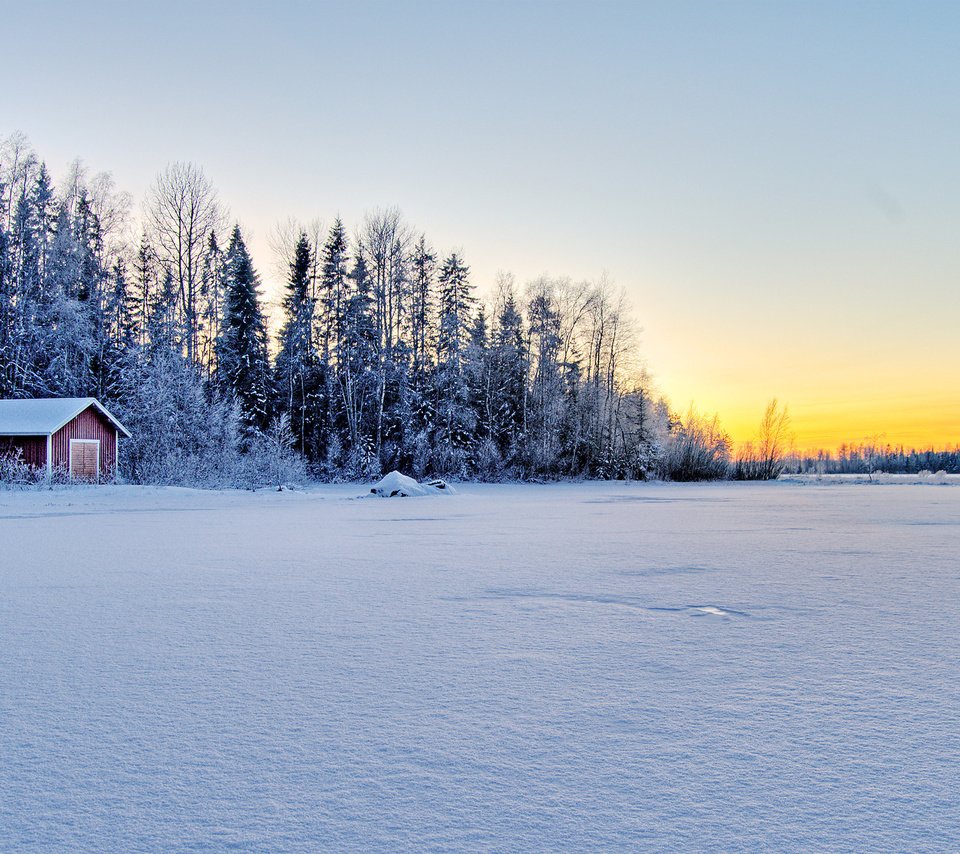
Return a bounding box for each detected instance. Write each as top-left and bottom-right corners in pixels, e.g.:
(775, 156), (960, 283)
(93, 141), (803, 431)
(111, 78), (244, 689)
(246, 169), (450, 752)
(409, 234), (436, 384)
(526, 286), (563, 472)
(318, 218), (348, 364)
(465, 307), (498, 474)
(432, 252), (475, 474)
(199, 230), (223, 377)
(275, 232), (320, 458)
(335, 241), (379, 474)
(132, 235), (156, 346)
(216, 225), (270, 433)
(490, 290), (528, 466)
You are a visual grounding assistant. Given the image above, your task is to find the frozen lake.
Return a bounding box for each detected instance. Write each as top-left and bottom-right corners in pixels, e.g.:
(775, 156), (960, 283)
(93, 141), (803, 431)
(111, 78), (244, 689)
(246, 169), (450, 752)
(1, 481), (958, 851)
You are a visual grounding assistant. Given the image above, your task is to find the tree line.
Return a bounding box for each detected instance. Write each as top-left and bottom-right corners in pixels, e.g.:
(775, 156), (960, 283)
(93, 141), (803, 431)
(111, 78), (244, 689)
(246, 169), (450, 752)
(789, 444), (959, 475)
(2, 134), (684, 485)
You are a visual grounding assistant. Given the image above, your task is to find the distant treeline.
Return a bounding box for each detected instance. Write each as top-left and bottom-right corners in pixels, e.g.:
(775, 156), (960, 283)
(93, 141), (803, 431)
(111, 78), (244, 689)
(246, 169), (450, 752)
(789, 444), (960, 475)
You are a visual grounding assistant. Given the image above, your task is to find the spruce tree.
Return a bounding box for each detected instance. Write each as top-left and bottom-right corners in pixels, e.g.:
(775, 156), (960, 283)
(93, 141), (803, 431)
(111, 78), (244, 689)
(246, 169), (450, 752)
(336, 241), (378, 471)
(432, 252), (475, 474)
(275, 232), (318, 457)
(409, 234), (436, 385)
(491, 290), (528, 464)
(318, 218), (349, 363)
(217, 225), (270, 433)
(199, 230), (223, 376)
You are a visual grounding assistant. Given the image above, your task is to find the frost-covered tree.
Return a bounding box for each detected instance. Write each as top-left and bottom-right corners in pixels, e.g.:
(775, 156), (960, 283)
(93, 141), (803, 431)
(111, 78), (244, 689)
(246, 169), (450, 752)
(216, 225), (270, 433)
(0, 134), (700, 484)
(146, 162), (221, 365)
(526, 280), (564, 473)
(275, 232), (320, 457)
(489, 283), (528, 468)
(318, 218), (348, 364)
(198, 230), (223, 376)
(409, 234), (436, 384)
(335, 241), (379, 474)
(432, 252), (475, 474)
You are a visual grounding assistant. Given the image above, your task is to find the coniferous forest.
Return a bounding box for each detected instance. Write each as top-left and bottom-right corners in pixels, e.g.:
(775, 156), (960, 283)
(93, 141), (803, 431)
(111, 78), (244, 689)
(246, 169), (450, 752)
(1, 135), (674, 485)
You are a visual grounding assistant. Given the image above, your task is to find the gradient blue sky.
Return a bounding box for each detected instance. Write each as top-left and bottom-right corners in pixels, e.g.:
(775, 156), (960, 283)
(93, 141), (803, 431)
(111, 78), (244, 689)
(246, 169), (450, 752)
(4, 0), (959, 447)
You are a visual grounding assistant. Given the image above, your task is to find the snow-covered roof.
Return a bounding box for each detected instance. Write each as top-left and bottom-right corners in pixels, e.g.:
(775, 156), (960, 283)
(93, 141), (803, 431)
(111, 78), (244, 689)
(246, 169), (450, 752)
(0, 398), (132, 438)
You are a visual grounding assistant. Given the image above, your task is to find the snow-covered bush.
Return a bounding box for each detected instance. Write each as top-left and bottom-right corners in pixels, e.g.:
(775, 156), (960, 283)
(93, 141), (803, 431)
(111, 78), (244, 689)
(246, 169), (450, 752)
(659, 407), (731, 481)
(111, 348), (308, 489)
(473, 437), (506, 481)
(241, 416), (309, 490)
(0, 450), (43, 488)
(0, 452), (72, 488)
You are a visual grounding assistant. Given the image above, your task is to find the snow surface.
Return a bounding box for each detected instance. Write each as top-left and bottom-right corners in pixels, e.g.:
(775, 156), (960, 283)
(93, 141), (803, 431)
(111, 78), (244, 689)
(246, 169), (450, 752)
(1, 481), (958, 851)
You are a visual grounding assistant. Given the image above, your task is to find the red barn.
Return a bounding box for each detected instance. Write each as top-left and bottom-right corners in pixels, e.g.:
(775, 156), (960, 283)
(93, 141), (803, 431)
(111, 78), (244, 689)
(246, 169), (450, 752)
(0, 397), (132, 482)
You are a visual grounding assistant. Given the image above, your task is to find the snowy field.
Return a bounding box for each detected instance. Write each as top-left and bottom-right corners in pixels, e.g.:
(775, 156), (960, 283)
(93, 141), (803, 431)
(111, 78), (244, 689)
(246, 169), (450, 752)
(1, 481), (958, 852)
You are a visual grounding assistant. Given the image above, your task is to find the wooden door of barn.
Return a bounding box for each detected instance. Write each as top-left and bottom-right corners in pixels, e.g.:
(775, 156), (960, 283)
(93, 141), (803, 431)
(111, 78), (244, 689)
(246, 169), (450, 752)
(70, 440), (99, 481)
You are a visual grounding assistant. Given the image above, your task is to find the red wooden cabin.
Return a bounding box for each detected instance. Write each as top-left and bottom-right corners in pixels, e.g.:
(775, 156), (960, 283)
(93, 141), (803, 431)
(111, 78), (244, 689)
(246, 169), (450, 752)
(0, 398), (132, 482)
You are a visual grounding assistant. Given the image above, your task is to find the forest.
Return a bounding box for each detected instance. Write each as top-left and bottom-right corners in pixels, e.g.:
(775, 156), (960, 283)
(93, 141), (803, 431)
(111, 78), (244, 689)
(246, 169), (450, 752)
(789, 444), (960, 475)
(1, 133), (689, 486)
(3, 134), (951, 486)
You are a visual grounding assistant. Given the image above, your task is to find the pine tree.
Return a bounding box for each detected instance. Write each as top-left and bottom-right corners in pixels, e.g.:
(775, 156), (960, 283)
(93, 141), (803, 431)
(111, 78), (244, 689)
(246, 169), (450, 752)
(318, 218), (348, 364)
(335, 241), (379, 473)
(0, 214), (14, 396)
(217, 225), (270, 433)
(275, 232), (319, 457)
(405, 235), (438, 474)
(198, 230), (223, 377)
(315, 219), (350, 465)
(465, 307), (497, 474)
(526, 284), (563, 472)
(432, 252), (475, 474)
(149, 267), (180, 352)
(132, 235), (156, 347)
(409, 234), (436, 384)
(490, 289), (527, 467)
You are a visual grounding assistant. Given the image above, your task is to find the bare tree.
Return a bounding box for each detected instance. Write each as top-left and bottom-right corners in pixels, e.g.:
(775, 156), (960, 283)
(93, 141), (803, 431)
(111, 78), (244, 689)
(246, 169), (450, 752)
(757, 398), (792, 479)
(0, 132), (39, 232)
(146, 163), (222, 365)
(736, 398), (792, 479)
(361, 207), (413, 456)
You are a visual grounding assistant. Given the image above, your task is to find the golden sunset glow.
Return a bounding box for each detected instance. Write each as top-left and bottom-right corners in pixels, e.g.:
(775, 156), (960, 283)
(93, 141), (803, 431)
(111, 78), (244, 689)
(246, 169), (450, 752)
(645, 307), (960, 453)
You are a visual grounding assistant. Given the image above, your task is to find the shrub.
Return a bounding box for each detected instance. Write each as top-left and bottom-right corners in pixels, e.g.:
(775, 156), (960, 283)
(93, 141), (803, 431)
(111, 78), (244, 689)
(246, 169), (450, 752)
(660, 408), (731, 481)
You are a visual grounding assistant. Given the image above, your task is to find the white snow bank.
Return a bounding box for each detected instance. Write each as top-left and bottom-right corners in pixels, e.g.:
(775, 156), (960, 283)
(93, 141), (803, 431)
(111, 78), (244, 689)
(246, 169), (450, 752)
(368, 471), (456, 497)
(1, 481), (957, 850)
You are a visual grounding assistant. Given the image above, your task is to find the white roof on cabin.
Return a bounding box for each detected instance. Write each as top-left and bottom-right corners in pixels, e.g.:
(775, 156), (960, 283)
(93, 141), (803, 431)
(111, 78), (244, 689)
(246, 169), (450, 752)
(0, 397), (132, 438)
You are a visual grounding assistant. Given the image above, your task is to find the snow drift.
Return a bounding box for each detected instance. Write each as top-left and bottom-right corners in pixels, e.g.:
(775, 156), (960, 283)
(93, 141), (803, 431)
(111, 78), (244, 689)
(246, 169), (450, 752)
(368, 470), (456, 498)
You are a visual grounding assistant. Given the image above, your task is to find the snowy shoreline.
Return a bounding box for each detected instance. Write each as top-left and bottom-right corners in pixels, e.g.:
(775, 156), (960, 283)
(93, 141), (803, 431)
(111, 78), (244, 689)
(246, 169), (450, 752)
(1, 472), (957, 515)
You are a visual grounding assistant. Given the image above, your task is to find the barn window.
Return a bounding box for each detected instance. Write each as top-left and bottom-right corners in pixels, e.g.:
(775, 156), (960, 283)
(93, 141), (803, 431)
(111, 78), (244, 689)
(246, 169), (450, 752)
(70, 439), (100, 481)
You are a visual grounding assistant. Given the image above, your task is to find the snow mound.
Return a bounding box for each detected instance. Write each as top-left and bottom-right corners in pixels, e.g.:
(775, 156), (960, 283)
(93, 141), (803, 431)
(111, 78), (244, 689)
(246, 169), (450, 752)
(368, 471), (456, 498)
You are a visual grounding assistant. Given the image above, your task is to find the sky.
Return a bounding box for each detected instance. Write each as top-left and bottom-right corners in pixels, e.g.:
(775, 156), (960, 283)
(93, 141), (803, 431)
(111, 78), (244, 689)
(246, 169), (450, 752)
(2, 0), (958, 450)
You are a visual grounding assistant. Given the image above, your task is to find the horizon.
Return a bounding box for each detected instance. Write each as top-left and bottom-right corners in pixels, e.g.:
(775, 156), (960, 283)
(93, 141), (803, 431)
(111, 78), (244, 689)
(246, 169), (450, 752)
(3, 0), (958, 451)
